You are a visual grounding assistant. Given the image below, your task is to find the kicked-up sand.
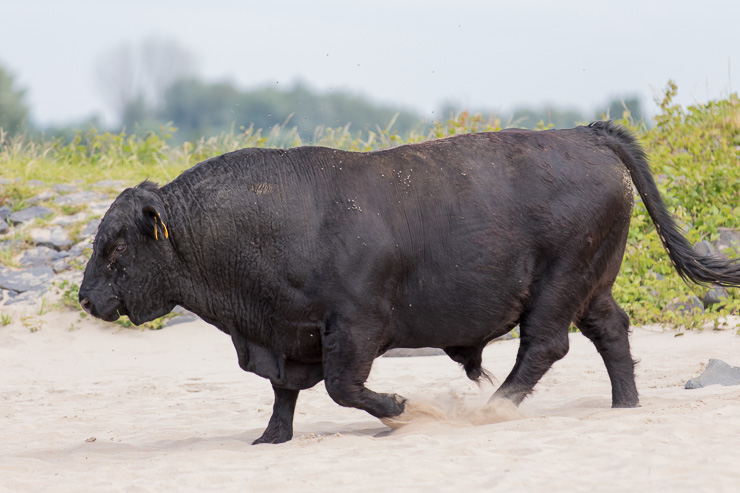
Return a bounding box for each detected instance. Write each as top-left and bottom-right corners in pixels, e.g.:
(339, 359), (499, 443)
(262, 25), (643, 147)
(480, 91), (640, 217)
(2, 305), (740, 492)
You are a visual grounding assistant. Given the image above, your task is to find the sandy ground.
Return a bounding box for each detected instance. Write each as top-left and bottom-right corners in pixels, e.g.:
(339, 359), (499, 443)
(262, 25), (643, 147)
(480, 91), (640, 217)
(2, 305), (740, 492)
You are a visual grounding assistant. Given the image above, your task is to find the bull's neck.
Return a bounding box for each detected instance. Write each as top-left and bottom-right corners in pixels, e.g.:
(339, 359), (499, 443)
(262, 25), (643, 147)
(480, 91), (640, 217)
(158, 188), (255, 332)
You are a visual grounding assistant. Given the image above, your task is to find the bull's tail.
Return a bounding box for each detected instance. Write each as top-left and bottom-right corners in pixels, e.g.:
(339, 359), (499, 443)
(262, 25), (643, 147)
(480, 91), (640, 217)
(588, 120), (740, 288)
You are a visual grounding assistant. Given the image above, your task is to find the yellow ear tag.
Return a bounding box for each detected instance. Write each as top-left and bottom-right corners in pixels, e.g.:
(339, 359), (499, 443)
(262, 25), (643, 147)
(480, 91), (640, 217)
(153, 213), (169, 241)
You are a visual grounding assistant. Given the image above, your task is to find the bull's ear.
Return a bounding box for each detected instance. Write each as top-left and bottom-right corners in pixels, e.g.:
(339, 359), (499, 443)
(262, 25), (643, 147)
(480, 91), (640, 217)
(141, 205), (170, 241)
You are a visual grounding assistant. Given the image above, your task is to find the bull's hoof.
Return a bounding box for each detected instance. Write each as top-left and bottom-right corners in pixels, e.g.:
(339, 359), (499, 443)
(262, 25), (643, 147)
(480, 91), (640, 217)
(612, 399), (640, 409)
(252, 428), (292, 445)
(380, 398), (446, 430)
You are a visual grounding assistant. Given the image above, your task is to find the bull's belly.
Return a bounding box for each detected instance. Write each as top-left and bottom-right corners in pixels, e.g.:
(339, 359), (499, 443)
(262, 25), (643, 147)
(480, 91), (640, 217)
(385, 296), (522, 349)
(381, 260), (529, 349)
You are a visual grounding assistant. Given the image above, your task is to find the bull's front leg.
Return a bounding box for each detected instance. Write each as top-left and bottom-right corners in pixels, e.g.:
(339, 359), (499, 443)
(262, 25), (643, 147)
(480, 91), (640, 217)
(321, 315), (406, 419)
(253, 386), (299, 444)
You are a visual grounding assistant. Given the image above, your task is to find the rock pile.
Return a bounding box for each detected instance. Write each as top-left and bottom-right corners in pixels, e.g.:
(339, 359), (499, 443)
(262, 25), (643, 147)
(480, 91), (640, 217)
(664, 231), (740, 314)
(0, 181), (115, 306)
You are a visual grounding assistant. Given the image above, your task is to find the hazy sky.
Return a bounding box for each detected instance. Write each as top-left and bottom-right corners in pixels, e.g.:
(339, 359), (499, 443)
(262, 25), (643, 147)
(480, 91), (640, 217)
(1, 0), (739, 127)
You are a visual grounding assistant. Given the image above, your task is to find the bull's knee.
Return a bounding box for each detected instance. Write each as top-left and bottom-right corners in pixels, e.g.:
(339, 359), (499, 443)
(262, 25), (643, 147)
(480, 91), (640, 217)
(324, 375), (356, 408)
(531, 333), (570, 363)
(549, 335), (570, 361)
(324, 375), (405, 418)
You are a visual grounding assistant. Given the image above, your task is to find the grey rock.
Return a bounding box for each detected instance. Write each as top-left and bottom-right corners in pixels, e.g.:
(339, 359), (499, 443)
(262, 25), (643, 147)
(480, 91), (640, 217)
(0, 239), (24, 250)
(3, 288), (44, 306)
(0, 220), (8, 235)
(53, 250), (71, 260)
(8, 206), (53, 225)
(92, 180), (125, 189)
(53, 212), (88, 227)
(53, 184), (78, 193)
(27, 191), (57, 205)
(715, 228), (740, 253)
(686, 359), (740, 389)
(57, 253), (87, 272)
(80, 218), (101, 238)
(0, 266), (55, 293)
(0, 205), (11, 221)
(164, 307), (200, 327)
(29, 226), (73, 251)
(664, 295), (704, 314)
(18, 246), (58, 267)
(52, 258), (72, 273)
(703, 286), (730, 308)
(383, 348), (446, 357)
(164, 313), (200, 327)
(54, 191), (104, 207)
(27, 180), (45, 187)
(693, 240), (716, 257)
(89, 200), (113, 216)
(68, 239), (93, 258)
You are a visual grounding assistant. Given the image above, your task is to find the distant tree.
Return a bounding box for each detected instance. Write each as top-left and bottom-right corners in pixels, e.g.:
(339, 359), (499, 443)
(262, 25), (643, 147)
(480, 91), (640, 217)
(275, 81), (421, 137)
(139, 37), (197, 108)
(0, 63), (30, 134)
(508, 106), (586, 129)
(94, 43), (138, 125)
(157, 78), (241, 138)
(437, 101), (586, 130)
(597, 96), (646, 124)
(120, 94), (159, 132)
(94, 37), (196, 128)
(439, 96), (648, 130)
(158, 79), (422, 142)
(41, 115), (103, 143)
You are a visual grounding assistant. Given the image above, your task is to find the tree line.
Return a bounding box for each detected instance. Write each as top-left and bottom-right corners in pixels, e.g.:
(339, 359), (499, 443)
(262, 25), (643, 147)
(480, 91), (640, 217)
(1, 39), (647, 142)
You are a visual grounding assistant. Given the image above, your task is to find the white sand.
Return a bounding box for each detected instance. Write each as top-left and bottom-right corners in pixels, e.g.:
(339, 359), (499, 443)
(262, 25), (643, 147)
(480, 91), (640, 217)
(2, 305), (740, 492)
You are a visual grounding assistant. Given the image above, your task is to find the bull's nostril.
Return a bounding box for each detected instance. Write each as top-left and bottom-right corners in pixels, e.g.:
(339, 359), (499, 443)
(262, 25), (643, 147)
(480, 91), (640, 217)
(80, 298), (93, 314)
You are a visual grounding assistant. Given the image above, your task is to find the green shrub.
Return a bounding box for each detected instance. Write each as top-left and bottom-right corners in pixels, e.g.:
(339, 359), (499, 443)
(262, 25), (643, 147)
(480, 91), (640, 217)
(612, 81), (740, 328)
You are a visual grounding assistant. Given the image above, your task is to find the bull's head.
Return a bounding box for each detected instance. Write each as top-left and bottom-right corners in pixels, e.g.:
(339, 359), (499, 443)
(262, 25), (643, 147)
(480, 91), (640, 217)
(79, 181), (177, 325)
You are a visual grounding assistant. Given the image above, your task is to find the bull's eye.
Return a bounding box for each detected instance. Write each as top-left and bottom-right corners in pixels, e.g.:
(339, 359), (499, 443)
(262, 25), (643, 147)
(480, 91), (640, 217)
(109, 242), (128, 264)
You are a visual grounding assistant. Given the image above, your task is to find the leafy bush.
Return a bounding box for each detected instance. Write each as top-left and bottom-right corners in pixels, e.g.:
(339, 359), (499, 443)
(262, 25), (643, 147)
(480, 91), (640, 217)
(612, 82), (740, 328)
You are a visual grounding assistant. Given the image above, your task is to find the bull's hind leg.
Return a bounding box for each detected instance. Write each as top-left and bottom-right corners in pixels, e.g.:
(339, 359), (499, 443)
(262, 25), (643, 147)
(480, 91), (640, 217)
(574, 292), (639, 408)
(490, 287), (577, 405)
(321, 314), (405, 419)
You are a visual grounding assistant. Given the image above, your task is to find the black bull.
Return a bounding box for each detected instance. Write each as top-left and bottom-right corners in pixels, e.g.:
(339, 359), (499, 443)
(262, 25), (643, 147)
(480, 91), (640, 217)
(80, 122), (740, 443)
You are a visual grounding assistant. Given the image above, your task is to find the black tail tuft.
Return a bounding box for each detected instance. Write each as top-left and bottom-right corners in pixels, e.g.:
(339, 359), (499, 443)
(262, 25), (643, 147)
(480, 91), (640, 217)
(589, 121), (740, 288)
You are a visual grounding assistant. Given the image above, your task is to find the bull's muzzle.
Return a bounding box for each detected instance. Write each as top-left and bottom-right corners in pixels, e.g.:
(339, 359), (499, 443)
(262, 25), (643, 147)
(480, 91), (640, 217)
(79, 297), (93, 315)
